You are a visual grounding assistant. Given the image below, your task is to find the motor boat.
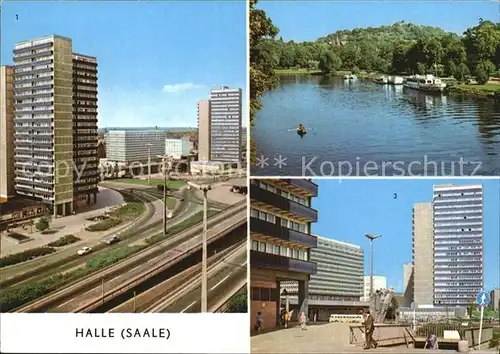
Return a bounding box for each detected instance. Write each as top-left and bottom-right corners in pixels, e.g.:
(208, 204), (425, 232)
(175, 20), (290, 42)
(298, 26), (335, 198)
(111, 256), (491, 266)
(404, 74), (446, 92)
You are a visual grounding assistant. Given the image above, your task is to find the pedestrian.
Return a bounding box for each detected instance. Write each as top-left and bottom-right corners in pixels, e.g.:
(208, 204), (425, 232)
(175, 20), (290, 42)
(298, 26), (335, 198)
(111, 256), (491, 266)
(255, 312), (263, 333)
(284, 310), (290, 328)
(363, 310), (378, 349)
(424, 334), (438, 350)
(300, 311), (307, 330)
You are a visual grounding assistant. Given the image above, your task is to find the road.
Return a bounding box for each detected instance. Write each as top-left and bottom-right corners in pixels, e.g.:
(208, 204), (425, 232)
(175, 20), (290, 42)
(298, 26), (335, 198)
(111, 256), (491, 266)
(1, 184), (213, 289)
(108, 240), (245, 313)
(145, 241), (247, 313)
(16, 205), (245, 312)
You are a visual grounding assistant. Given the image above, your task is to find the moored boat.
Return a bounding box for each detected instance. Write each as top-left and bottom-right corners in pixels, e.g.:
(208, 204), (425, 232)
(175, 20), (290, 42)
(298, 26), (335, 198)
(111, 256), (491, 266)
(388, 76), (404, 85)
(343, 74), (350, 79)
(404, 74), (446, 92)
(374, 76), (388, 84)
(349, 74), (357, 80)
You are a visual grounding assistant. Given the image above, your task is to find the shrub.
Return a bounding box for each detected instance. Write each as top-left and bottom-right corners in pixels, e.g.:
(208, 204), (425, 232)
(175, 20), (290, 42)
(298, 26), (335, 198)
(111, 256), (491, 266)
(0, 247), (56, 268)
(47, 234), (80, 247)
(36, 217), (50, 232)
(475, 68), (489, 85)
(86, 218), (121, 232)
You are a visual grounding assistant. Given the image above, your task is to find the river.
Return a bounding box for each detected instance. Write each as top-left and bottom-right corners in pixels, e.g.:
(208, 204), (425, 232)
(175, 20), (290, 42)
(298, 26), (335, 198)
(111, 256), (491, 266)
(251, 75), (500, 176)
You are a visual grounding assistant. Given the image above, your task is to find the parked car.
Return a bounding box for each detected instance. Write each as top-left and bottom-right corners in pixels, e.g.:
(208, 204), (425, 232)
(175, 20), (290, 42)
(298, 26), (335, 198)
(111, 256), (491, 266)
(167, 212), (173, 219)
(102, 236), (120, 245)
(77, 246), (92, 256)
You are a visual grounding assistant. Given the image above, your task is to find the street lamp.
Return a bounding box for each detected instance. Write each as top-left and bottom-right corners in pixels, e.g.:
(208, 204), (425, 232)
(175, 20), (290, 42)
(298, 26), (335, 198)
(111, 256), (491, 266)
(364, 233), (382, 298)
(188, 181), (212, 312)
(158, 155), (173, 236)
(146, 143), (152, 185)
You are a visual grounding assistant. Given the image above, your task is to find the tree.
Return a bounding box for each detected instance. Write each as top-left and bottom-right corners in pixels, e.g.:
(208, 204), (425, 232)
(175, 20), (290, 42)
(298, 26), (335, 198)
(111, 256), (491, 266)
(416, 62), (426, 75)
(226, 291), (247, 313)
(279, 44), (295, 68)
(447, 60), (457, 77)
(463, 20), (500, 67)
(249, 0), (279, 161)
(454, 63), (470, 83)
(36, 217), (50, 232)
(351, 65), (360, 74)
(318, 51), (342, 75)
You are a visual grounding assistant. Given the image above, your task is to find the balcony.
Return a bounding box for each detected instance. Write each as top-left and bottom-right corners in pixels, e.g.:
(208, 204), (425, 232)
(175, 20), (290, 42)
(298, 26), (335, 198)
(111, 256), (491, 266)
(250, 184), (318, 222)
(278, 179), (318, 197)
(14, 42), (53, 55)
(14, 59), (53, 69)
(250, 217), (317, 248)
(250, 250), (317, 275)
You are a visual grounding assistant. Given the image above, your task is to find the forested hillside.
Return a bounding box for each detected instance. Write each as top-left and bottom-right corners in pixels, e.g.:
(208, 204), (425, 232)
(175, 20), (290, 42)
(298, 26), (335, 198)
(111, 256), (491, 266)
(258, 20), (500, 82)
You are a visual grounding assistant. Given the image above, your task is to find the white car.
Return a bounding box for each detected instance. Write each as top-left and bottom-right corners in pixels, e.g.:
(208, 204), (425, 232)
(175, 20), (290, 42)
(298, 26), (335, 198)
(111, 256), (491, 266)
(167, 212), (173, 219)
(77, 246), (92, 256)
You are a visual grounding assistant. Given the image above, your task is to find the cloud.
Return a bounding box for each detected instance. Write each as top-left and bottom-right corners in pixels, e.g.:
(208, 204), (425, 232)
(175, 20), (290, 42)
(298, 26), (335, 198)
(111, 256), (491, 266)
(162, 82), (205, 93)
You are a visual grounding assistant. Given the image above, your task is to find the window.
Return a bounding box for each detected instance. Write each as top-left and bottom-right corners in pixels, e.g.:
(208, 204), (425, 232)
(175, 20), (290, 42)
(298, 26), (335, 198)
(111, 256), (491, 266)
(267, 213), (276, 223)
(259, 211), (266, 220)
(273, 245), (280, 255)
(266, 243), (273, 253)
(280, 246), (287, 256)
(250, 208), (258, 218)
(259, 242), (266, 252)
(252, 240), (258, 251)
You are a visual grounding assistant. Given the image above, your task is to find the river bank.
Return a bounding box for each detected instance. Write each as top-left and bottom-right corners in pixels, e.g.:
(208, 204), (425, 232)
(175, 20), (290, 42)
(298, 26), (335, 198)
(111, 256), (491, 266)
(445, 84), (500, 98)
(275, 69), (500, 98)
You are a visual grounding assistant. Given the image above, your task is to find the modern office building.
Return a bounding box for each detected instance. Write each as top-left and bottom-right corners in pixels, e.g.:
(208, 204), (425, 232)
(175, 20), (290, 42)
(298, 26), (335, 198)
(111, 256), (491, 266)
(281, 236), (365, 320)
(250, 179), (318, 326)
(0, 66), (15, 203)
(209, 86), (242, 163)
(72, 53), (98, 207)
(413, 202), (434, 307)
(13, 35), (98, 216)
(433, 183), (483, 306)
(165, 137), (190, 158)
(197, 100), (211, 162)
(362, 275), (387, 302)
(490, 288), (500, 311)
(105, 130), (165, 163)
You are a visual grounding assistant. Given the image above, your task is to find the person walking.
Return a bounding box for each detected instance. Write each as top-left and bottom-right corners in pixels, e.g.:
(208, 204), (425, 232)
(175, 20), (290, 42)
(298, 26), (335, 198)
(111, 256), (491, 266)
(284, 310), (290, 328)
(255, 312), (263, 333)
(300, 311), (308, 330)
(363, 310), (378, 349)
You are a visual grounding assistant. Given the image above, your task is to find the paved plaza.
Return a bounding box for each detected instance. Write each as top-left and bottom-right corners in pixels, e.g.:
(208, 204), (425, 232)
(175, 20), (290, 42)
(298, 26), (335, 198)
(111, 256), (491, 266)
(1, 187), (125, 256)
(251, 323), (497, 353)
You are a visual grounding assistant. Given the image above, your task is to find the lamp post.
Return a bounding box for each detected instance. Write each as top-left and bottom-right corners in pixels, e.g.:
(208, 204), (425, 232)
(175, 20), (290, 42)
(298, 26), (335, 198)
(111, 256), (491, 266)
(364, 233), (382, 298)
(188, 181), (212, 312)
(146, 143), (152, 185)
(157, 155), (173, 235)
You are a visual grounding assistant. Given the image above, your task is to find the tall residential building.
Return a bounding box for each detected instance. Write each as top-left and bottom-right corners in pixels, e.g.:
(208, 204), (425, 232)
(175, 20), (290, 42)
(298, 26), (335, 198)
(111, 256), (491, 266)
(209, 86), (242, 163)
(250, 179), (318, 326)
(197, 100), (211, 162)
(413, 202), (434, 306)
(433, 183), (483, 306)
(362, 275), (387, 302)
(105, 130), (165, 163)
(14, 35), (76, 216)
(72, 53), (98, 206)
(403, 263), (414, 305)
(0, 66), (15, 203)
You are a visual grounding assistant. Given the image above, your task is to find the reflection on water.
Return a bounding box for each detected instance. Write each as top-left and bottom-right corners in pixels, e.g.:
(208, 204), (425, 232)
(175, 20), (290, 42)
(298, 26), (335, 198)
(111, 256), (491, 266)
(252, 75), (500, 176)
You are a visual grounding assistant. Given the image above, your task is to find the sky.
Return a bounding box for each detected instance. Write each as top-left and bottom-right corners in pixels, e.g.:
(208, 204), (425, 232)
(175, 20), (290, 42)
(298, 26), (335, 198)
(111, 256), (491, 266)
(259, 1), (500, 42)
(1, 1), (246, 128)
(311, 178), (500, 294)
